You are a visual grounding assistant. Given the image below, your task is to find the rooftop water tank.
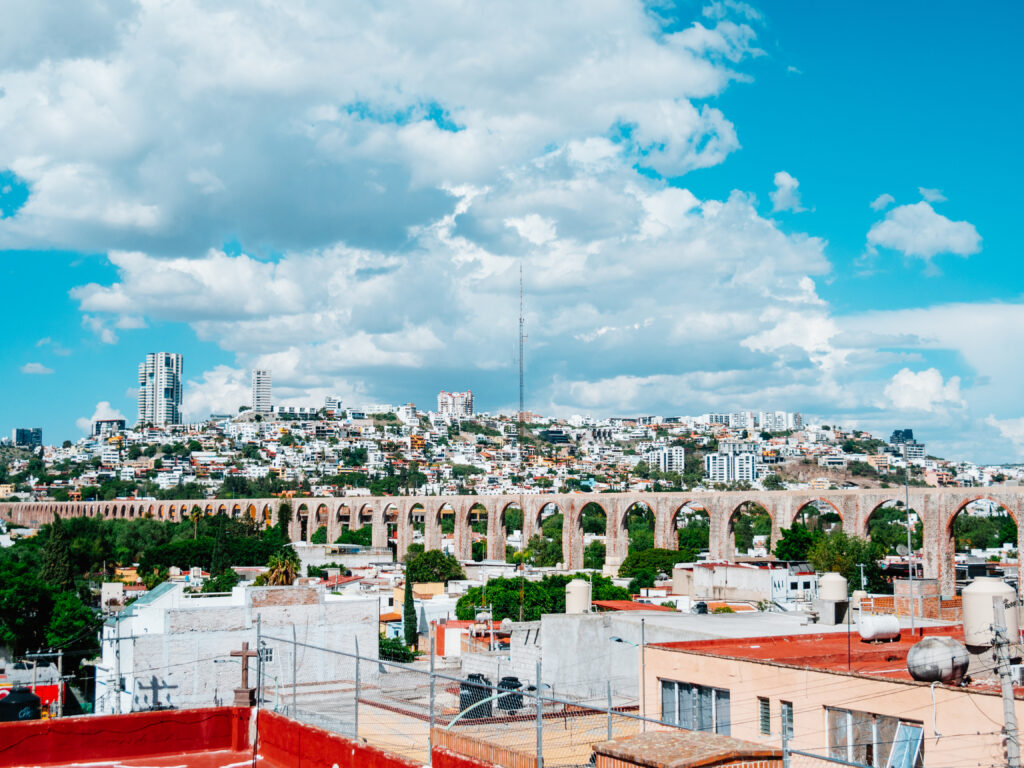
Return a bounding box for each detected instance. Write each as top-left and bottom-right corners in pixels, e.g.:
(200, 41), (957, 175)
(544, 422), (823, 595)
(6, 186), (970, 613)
(819, 572), (849, 602)
(566, 578), (592, 614)
(859, 613), (901, 642)
(962, 577), (1018, 648)
(907, 636), (969, 684)
(851, 590), (868, 609)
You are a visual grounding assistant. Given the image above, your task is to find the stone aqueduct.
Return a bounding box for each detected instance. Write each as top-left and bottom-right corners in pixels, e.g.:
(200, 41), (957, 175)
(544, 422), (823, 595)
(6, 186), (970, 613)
(3, 487), (1023, 594)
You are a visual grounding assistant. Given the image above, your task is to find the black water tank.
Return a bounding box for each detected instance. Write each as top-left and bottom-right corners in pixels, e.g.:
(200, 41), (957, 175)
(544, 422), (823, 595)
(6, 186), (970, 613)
(693, 601), (708, 615)
(459, 673), (492, 718)
(497, 676), (523, 711)
(0, 687), (42, 721)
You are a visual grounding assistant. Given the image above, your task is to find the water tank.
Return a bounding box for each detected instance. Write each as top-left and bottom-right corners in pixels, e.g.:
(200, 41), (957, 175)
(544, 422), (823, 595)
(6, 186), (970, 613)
(0, 687), (41, 722)
(851, 590), (868, 609)
(858, 614), (901, 642)
(459, 674), (493, 718)
(963, 577), (1018, 648)
(819, 572), (849, 601)
(566, 579), (592, 614)
(907, 636), (969, 684)
(497, 676), (524, 711)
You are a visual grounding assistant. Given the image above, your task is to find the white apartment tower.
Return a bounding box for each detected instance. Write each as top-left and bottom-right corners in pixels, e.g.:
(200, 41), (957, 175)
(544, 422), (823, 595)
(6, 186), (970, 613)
(252, 369), (272, 413)
(137, 352), (183, 426)
(437, 390), (473, 417)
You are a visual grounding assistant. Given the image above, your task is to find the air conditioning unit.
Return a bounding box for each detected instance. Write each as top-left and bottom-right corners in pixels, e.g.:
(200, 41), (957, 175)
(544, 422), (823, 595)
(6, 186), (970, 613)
(1009, 664), (1024, 686)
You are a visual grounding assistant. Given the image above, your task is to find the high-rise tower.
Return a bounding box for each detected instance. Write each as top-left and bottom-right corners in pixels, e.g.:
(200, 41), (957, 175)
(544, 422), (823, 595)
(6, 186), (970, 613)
(137, 352), (183, 426)
(252, 369), (272, 413)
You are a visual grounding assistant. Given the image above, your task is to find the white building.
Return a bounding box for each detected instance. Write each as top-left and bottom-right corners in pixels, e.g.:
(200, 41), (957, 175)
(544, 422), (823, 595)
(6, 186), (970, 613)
(251, 369), (272, 413)
(437, 390), (474, 417)
(648, 446), (686, 473)
(137, 352), (183, 426)
(704, 441), (758, 484)
(94, 581), (377, 715)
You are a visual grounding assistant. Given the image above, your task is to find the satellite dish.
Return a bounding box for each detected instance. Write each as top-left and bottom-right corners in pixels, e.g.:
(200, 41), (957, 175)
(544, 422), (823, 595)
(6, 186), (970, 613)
(896, 545), (910, 556)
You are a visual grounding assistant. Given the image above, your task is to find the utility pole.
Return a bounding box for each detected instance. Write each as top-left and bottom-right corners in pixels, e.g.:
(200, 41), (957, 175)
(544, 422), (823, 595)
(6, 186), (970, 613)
(993, 598), (1021, 768)
(57, 650), (64, 718)
(114, 620), (122, 714)
(904, 443), (914, 633)
(857, 563), (867, 590)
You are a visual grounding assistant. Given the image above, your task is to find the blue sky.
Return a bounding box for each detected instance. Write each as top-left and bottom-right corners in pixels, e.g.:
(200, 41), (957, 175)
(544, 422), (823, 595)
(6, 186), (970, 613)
(1, 0), (1021, 462)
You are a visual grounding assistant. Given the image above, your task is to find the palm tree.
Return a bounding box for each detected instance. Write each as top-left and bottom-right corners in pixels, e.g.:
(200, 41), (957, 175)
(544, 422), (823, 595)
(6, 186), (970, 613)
(189, 505), (203, 540)
(264, 550), (298, 586)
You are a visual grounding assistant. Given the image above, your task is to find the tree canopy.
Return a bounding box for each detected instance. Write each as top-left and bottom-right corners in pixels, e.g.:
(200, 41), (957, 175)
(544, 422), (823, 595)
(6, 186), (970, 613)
(405, 550), (465, 584)
(455, 575), (628, 622)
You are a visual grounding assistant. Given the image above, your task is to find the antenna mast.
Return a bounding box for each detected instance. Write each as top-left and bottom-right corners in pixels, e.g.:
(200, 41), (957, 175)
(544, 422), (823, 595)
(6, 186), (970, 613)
(519, 263), (525, 420)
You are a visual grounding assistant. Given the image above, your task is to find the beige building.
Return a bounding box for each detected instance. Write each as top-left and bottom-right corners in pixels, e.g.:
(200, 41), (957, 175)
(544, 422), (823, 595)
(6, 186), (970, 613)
(642, 629), (1019, 768)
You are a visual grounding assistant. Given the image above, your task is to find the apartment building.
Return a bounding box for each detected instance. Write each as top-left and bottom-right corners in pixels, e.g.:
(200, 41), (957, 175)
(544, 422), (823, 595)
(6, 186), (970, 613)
(137, 352), (183, 426)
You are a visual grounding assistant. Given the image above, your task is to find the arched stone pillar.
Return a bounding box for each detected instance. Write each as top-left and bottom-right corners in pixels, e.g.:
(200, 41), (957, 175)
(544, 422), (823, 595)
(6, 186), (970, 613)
(561, 496), (584, 570)
(487, 499), (507, 561)
(424, 499), (443, 553)
(453, 501), (472, 561)
(371, 502), (387, 549)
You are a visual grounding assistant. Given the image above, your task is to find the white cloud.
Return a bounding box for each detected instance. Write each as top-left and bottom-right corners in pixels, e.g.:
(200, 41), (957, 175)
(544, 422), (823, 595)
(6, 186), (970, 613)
(883, 368), (964, 412)
(869, 193), (894, 211)
(35, 337), (71, 355)
(20, 362), (53, 374)
(81, 314), (118, 344)
(181, 365), (252, 420)
(985, 415), (1024, 454)
(75, 400), (126, 432)
(918, 187), (947, 203)
(769, 171), (804, 212)
(866, 201), (980, 261)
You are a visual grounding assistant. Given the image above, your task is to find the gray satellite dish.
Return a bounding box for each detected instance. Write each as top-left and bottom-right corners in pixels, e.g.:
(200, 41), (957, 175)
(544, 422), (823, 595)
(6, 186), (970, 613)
(896, 544), (910, 556)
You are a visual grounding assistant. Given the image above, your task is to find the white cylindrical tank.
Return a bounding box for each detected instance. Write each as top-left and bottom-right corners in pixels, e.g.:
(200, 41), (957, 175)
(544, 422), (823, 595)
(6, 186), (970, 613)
(851, 590), (868, 609)
(907, 636), (969, 684)
(962, 577), (1018, 648)
(565, 579), (592, 614)
(819, 572), (849, 601)
(858, 614), (901, 642)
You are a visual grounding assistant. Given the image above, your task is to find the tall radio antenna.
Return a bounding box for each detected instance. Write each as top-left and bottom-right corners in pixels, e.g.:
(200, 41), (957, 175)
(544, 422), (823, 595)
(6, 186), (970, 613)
(518, 262), (525, 420)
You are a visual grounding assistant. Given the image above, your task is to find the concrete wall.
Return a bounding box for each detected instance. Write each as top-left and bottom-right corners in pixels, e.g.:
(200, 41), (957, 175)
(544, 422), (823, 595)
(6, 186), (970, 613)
(95, 586), (377, 714)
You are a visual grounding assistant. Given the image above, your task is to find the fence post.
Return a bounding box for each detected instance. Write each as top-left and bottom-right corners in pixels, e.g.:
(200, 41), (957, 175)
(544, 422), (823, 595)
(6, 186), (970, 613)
(354, 636), (361, 740)
(429, 634), (435, 767)
(292, 624), (298, 715)
(536, 660), (543, 768)
(607, 680), (613, 741)
(256, 614), (263, 709)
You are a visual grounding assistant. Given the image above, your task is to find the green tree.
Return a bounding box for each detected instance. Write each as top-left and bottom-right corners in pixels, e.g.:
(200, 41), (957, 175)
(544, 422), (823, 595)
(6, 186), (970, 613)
(379, 634), (414, 662)
(210, 514), (229, 575)
(46, 592), (99, 649)
(808, 531), (885, 593)
(618, 548), (694, 578)
(762, 474), (785, 490)
(336, 527), (373, 546)
(310, 525), (327, 544)
(405, 550), (466, 584)
(41, 515), (75, 592)
(455, 575), (629, 622)
(276, 503), (292, 535)
(774, 524), (817, 561)
(403, 576), (418, 647)
(584, 541), (606, 570)
(627, 568), (656, 594)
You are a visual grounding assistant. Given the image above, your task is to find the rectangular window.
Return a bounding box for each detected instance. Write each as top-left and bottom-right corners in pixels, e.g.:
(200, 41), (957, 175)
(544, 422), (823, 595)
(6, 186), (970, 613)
(758, 697), (771, 735)
(781, 701), (794, 742)
(826, 707), (923, 768)
(658, 680), (730, 735)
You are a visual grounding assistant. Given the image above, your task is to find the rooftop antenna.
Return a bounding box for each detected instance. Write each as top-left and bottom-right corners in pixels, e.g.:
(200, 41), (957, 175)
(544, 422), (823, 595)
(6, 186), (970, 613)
(519, 262), (526, 422)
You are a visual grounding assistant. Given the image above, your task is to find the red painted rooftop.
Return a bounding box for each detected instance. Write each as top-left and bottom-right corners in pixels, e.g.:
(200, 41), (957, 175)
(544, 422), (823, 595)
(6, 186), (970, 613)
(593, 600), (676, 612)
(650, 627), (966, 682)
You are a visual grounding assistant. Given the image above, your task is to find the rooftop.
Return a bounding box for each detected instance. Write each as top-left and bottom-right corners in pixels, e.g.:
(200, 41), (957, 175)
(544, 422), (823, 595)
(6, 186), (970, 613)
(651, 627), (973, 684)
(592, 600), (676, 612)
(595, 730), (781, 768)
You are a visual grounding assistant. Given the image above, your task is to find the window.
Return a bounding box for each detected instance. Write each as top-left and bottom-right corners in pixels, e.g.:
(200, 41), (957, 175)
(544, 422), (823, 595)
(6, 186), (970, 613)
(780, 701), (794, 742)
(758, 697), (771, 735)
(790, 581), (798, 590)
(826, 707), (923, 768)
(259, 646), (274, 663)
(659, 680), (730, 735)
(803, 581), (811, 590)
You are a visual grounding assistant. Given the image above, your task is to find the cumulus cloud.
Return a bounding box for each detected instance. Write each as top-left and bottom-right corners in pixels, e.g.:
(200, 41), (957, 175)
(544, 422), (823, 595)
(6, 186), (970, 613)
(870, 193), (894, 211)
(75, 400), (126, 432)
(770, 171), (804, 212)
(985, 415), (1024, 454)
(81, 314), (118, 344)
(20, 362), (53, 374)
(36, 337), (71, 356)
(884, 368), (964, 412)
(866, 201), (981, 261)
(918, 187), (947, 203)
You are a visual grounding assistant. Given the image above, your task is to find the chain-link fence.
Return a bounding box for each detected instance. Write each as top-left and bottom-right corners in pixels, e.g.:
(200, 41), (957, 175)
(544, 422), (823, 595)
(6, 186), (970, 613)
(253, 627), (882, 768)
